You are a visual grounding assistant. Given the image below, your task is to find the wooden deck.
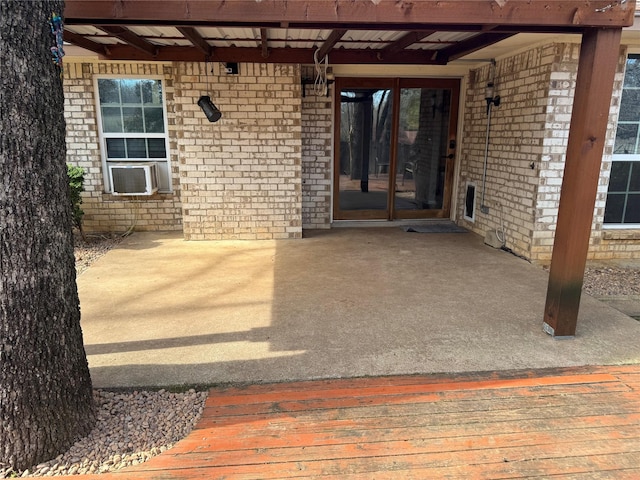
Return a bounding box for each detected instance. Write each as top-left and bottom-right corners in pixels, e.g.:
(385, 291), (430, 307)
(64, 365), (640, 479)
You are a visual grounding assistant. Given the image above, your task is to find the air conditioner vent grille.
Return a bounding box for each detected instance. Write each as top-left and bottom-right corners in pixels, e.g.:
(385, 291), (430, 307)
(109, 164), (158, 195)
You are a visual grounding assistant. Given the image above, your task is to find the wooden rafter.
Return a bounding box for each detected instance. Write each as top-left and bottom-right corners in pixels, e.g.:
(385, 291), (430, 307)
(65, 1), (635, 28)
(99, 26), (158, 57)
(177, 26), (211, 57)
(63, 30), (110, 56)
(315, 29), (347, 61)
(437, 32), (516, 63)
(378, 30), (437, 59)
(260, 28), (269, 58)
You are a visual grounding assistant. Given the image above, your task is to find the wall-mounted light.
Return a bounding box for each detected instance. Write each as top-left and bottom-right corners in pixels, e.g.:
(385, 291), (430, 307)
(485, 81), (500, 115)
(197, 95), (222, 123)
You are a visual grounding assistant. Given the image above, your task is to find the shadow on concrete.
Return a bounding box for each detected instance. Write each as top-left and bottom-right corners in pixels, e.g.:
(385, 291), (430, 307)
(78, 229), (640, 388)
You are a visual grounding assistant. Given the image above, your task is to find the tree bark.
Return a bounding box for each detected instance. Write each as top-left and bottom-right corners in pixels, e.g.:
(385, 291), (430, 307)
(1, 0), (95, 471)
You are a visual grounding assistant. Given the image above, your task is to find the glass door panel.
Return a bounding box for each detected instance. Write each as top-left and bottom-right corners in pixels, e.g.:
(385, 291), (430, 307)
(337, 87), (393, 218)
(394, 87), (451, 214)
(333, 78), (458, 221)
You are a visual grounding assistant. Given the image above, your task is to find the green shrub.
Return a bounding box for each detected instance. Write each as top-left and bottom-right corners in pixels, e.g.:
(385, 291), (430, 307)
(67, 164), (85, 236)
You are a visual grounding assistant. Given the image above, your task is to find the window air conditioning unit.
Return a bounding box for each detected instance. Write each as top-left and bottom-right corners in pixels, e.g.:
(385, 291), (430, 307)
(109, 163), (159, 196)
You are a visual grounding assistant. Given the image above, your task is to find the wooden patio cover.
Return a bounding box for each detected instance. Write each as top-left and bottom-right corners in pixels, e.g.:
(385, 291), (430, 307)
(64, 0), (637, 337)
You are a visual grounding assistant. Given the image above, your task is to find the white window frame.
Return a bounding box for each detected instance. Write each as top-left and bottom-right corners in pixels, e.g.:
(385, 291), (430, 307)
(94, 75), (172, 194)
(605, 51), (640, 229)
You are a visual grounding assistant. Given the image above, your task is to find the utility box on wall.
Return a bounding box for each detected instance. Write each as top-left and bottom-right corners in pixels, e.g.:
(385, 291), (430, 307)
(485, 229), (505, 249)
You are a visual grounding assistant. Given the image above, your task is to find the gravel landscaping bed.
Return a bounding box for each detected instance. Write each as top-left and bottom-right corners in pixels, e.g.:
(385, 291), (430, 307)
(3, 390), (208, 478)
(74, 234), (124, 276)
(583, 266), (640, 297)
(3, 234), (637, 478)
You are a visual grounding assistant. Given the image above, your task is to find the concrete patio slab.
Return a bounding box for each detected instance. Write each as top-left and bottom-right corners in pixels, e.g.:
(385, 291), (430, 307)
(77, 228), (640, 388)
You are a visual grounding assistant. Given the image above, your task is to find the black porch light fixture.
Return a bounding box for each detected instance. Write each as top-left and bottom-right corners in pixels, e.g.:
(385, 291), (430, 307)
(484, 59), (500, 115)
(198, 57), (222, 123)
(198, 95), (222, 123)
(485, 82), (501, 115)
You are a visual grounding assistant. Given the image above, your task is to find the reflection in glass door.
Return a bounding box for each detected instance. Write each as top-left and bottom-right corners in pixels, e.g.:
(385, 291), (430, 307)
(337, 86), (393, 219)
(394, 87), (452, 216)
(334, 78), (459, 221)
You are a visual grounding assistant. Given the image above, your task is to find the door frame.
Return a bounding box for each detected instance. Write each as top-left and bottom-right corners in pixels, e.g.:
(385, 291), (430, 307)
(332, 77), (460, 221)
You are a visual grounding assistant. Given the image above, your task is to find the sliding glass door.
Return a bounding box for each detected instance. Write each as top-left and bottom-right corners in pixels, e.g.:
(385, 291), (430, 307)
(334, 78), (459, 221)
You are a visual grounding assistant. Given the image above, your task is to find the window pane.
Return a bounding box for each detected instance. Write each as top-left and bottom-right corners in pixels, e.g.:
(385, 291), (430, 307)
(147, 138), (166, 158)
(126, 138), (147, 158)
(623, 55), (640, 88)
(106, 138), (126, 159)
(624, 194), (640, 223)
(144, 107), (164, 133)
(609, 162), (631, 191)
(619, 89), (640, 122)
(101, 107), (122, 133)
(141, 80), (162, 105)
(604, 193), (625, 223)
(98, 79), (120, 104)
(630, 163), (640, 192)
(120, 79), (142, 104)
(614, 124), (639, 155)
(122, 107), (144, 133)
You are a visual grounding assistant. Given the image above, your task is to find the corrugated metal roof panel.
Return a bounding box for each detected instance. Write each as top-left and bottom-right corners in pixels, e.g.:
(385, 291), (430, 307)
(198, 26), (260, 47)
(152, 38), (192, 47)
(127, 26), (178, 38)
(89, 37), (123, 46)
(346, 30), (405, 43)
(404, 32), (479, 50)
(268, 28), (331, 49)
(424, 31), (478, 44)
(65, 25), (105, 36)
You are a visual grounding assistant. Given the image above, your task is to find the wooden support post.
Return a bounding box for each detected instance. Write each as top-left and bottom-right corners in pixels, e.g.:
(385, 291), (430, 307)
(543, 28), (622, 337)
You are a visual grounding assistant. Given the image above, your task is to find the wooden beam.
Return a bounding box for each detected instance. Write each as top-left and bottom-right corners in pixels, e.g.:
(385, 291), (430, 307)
(99, 26), (158, 57)
(437, 32), (516, 63)
(177, 26), (211, 57)
(63, 30), (110, 56)
(543, 27), (623, 337)
(260, 27), (269, 58)
(315, 29), (347, 61)
(378, 30), (437, 59)
(96, 44), (445, 64)
(64, 1), (636, 29)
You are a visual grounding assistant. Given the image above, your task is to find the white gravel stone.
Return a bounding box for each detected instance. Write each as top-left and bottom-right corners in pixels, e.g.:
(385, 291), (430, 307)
(583, 266), (640, 297)
(1, 389), (208, 478)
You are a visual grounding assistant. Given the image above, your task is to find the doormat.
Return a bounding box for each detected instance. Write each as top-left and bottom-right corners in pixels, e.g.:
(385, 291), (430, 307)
(402, 223), (468, 233)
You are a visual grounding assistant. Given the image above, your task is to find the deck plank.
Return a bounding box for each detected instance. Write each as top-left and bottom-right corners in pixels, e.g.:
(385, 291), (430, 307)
(54, 365), (640, 479)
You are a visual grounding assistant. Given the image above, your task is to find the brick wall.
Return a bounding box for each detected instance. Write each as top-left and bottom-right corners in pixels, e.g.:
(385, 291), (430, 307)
(301, 66), (332, 229)
(64, 61), (183, 233)
(531, 44), (627, 264)
(529, 43), (580, 263)
(457, 43), (629, 264)
(64, 60), (303, 240)
(174, 62), (302, 240)
(457, 46), (552, 259)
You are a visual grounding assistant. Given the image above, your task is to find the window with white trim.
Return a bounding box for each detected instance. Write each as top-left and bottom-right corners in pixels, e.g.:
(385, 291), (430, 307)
(96, 77), (171, 192)
(605, 54), (640, 227)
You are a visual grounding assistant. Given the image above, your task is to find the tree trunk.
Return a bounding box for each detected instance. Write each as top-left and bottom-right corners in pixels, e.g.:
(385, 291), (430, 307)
(1, 0), (96, 471)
